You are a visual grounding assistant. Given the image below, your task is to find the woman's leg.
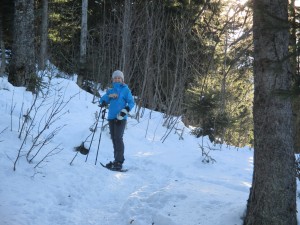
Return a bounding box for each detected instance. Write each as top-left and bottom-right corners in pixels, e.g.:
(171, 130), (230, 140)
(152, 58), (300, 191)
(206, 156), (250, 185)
(109, 120), (126, 163)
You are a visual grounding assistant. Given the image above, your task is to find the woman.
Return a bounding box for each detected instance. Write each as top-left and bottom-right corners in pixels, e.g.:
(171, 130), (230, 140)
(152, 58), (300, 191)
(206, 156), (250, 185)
(99, 70), (135, 170)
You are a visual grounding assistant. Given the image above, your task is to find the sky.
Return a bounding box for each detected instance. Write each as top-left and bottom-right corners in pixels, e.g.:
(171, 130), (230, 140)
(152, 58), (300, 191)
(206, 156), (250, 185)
(0, 65), (299, 225)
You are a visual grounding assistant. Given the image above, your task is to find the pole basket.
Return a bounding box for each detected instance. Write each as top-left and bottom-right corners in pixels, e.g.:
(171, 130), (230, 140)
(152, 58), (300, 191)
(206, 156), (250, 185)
(74, 142), (89, 155)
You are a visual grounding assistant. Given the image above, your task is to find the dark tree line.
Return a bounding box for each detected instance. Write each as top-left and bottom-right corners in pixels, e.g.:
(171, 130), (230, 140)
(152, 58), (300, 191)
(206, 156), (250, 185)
(1, 1), (299, 147)
(1, 0), (256, 147)
(2, 0), (299, 149)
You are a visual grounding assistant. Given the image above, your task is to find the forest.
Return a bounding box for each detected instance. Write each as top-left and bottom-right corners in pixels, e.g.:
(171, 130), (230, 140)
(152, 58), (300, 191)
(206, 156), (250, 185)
(1, 0), (257, 147)
(1, 0), (300, 224)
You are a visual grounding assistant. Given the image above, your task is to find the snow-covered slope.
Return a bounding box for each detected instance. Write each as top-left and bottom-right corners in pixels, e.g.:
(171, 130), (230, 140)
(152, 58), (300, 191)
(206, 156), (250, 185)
(0, 75), (294, 225)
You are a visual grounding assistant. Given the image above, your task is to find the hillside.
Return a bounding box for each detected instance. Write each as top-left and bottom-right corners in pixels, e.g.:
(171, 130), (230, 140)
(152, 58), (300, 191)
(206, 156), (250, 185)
(0, 74), (297, 225)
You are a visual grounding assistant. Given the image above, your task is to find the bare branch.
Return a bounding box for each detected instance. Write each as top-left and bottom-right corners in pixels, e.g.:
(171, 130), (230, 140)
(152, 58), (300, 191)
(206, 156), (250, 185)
(34, 144), (63, 169)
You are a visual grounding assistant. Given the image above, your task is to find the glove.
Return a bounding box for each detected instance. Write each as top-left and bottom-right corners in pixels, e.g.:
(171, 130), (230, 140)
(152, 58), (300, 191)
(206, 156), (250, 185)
(99, 101), (107, 108)
(117, 106), (130, 120)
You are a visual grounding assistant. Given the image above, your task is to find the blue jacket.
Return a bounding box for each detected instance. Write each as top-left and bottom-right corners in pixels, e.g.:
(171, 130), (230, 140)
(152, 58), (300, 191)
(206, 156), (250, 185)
(100, 82), (135, 120)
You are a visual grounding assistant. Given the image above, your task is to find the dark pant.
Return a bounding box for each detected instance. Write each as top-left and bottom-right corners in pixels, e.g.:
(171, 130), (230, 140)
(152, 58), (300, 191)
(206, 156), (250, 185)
(108, 120), (126, 163)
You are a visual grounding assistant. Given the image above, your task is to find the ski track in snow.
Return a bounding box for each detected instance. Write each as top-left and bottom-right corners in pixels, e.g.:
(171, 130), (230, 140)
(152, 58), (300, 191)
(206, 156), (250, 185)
(80, 124), (251, 225)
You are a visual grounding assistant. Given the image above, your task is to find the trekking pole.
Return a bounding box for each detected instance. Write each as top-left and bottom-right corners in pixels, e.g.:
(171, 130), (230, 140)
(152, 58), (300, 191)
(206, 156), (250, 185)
(95, 108), (107, 165)
(70, 132), (93, 165)
(70, 152), (79, 165)
(85, 107), (102, 162)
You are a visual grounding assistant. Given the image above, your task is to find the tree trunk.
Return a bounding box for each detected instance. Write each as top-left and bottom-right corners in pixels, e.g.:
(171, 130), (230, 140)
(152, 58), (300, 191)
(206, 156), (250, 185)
(9, 0), (36, 92)
(0, 12), (5, 75)
(78, 0), (88, 87)
(38, 0), (48, 71)
(121, 0), (131, 77)
(290, 0), (300, 153)
(244, 0), (297, 224)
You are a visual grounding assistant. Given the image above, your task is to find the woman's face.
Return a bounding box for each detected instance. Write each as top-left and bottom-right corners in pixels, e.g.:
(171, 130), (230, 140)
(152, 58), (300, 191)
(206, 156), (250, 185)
(113, 77), (123, 83)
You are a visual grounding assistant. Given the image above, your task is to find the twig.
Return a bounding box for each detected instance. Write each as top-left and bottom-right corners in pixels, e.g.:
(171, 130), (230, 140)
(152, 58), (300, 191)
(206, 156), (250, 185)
(199, 142), (217, 164)
(10, 89), (16, 131)
(0, 127), (8, 142)
(145, 110), (153, 138)
(18, 94), (39, 139)
(161, 117), (179, 143)
(28, 125), (66, 163)
(34, 144), (63, 169)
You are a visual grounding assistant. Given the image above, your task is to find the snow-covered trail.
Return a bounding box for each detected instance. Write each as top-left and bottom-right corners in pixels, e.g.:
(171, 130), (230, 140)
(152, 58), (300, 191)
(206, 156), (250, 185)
(0, 75), (258, 225)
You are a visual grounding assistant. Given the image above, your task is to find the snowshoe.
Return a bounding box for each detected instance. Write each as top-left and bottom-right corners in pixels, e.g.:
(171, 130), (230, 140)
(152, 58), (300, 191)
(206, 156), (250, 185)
(100, 162), (128, 172)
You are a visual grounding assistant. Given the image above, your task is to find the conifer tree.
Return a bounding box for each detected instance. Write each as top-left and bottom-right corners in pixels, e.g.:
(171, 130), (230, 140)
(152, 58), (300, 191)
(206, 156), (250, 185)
(244, 0), (297, 223)
(9, 0), (36, 93)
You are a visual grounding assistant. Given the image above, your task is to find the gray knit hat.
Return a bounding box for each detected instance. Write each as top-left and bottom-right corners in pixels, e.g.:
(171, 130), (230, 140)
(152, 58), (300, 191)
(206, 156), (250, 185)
(112, 70), (124, 81)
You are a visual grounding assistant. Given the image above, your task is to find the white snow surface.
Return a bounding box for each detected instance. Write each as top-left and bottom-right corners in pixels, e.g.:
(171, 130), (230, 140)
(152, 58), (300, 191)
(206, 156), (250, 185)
(0, 73), (298, 225)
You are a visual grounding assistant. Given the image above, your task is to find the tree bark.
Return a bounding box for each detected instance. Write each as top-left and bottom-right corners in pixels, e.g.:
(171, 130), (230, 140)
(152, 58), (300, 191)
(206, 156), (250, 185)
(78, 0), (88, 87)
(290, 0), (300, 153)
(121, 0), (131, 77)
(38, 0), (48, 71)
(0, 12), (5, 75)
(9, 0), (36, 92)
(244, 0), (297, 224)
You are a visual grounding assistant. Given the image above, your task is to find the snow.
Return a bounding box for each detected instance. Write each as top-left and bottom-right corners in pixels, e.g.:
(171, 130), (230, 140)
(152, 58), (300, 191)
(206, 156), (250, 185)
(0, 73), (298, 225)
